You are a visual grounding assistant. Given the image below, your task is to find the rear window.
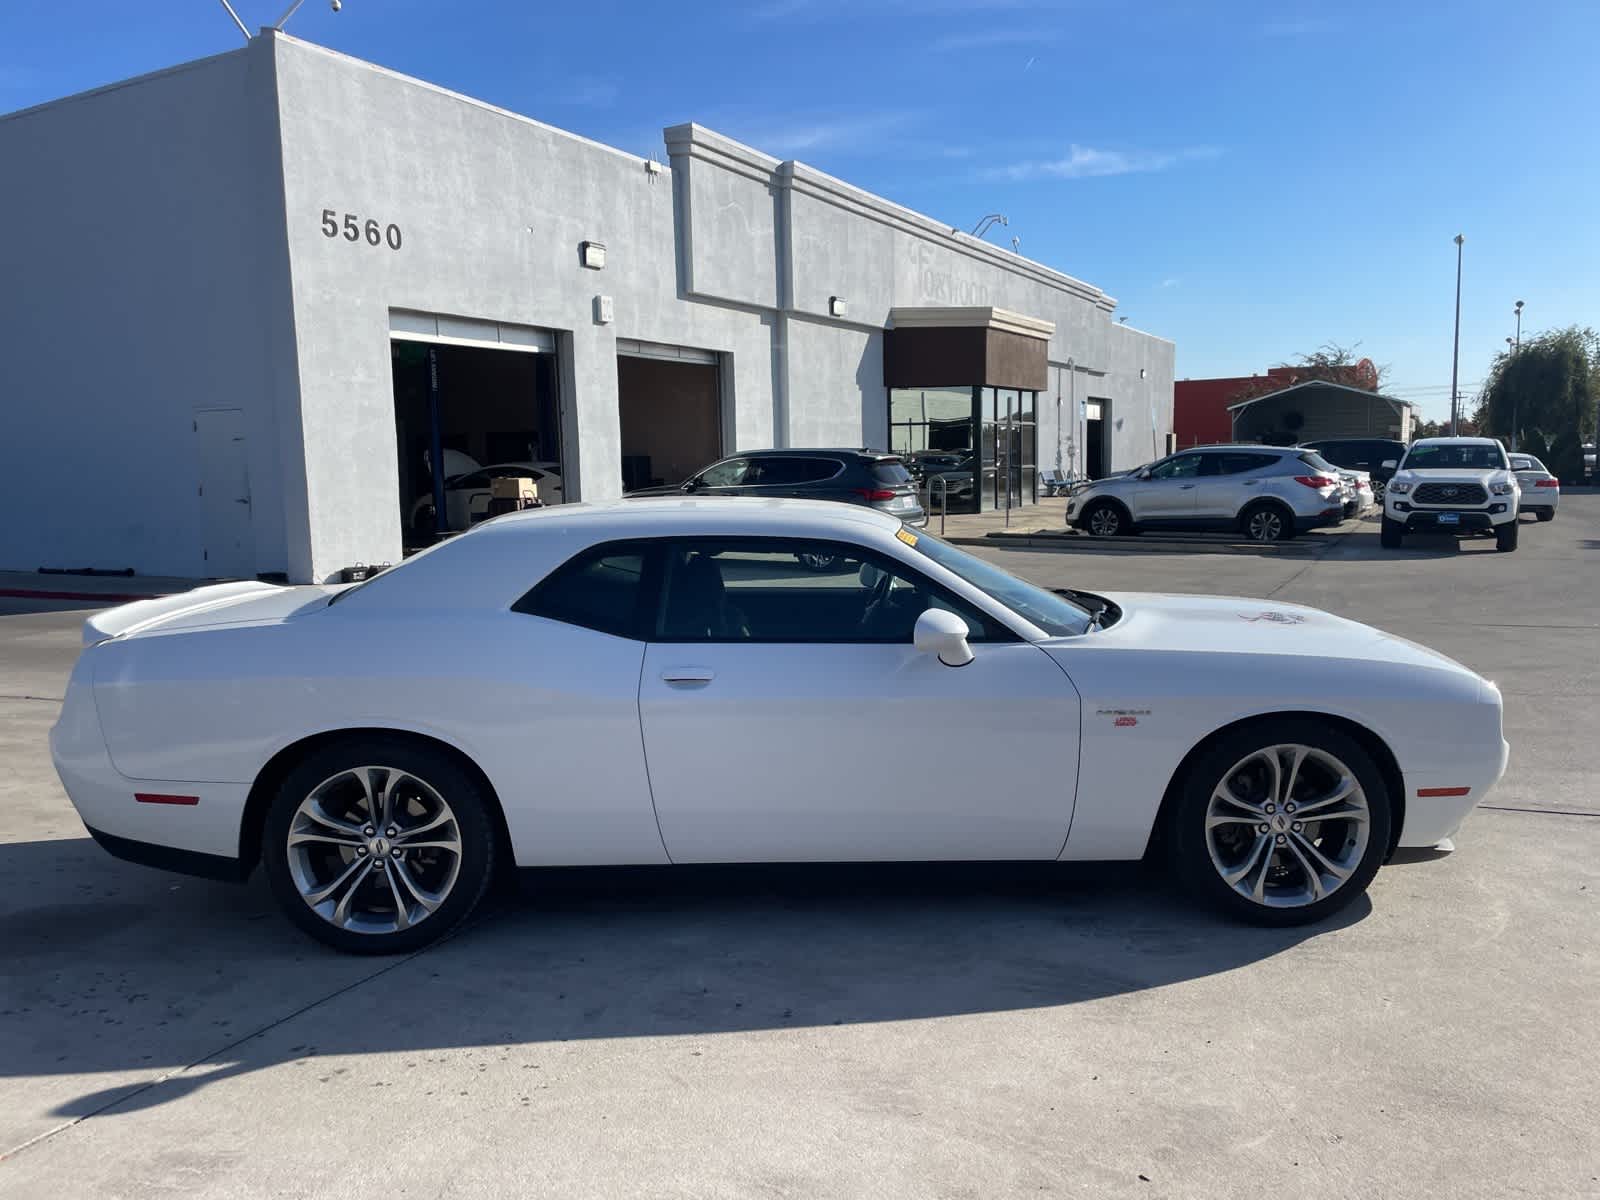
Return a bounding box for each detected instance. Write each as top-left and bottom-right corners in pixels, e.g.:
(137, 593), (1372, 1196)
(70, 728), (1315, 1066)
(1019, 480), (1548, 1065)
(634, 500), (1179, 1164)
(514, 543), (648, 639)
(871, 460), (912, 485)
(1297, 451), (1338, 473)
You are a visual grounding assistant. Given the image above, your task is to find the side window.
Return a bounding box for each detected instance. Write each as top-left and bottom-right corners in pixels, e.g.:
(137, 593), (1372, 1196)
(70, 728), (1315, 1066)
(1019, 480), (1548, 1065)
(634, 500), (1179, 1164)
(513, 543), (649, 639)
(748, 457), (807, 486)
(655, 539), (1004, 644)
(798, 457), (845, 484)
(1223, 452), (1280, 473)
(698, 458), (750, 488)
(453, 471), (488, 490)
(1149, 454), (1202, 480)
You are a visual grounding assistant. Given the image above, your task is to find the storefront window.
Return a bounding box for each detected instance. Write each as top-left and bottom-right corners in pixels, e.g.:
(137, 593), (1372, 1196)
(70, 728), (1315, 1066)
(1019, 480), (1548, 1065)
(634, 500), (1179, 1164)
(889, 387), (979, 514)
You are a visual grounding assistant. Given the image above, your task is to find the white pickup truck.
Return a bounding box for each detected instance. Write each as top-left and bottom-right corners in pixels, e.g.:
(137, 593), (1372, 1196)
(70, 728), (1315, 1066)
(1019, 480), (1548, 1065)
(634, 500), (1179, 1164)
(1381, 437), (1521, 553)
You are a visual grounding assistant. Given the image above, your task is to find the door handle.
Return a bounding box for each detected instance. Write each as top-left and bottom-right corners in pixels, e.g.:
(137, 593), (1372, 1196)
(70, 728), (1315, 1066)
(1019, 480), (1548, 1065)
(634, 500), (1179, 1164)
(1242, 480), (1260, 485)
(1179, 484), (1196, 489)
(660, 666), (715, 684)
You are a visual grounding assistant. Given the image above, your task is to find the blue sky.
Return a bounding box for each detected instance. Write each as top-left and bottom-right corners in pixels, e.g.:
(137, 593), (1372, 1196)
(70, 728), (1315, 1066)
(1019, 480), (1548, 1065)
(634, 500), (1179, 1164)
(4, 1), (1596, 421)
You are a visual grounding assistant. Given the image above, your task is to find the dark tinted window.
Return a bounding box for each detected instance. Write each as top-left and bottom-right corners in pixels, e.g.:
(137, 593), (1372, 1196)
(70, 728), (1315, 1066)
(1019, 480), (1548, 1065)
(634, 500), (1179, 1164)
(752, 456), (841, 485)
(514, 544), (649, 638)
(1215, 452), (1280, 474)
(1297, 451), (1338, 473)
(1402, 443), (1508, 471)
(698, 458), (751, 488)
(870, 460), (913, 485)
(1149, 454), (1203, 480)
(655, 538), (1002, 643)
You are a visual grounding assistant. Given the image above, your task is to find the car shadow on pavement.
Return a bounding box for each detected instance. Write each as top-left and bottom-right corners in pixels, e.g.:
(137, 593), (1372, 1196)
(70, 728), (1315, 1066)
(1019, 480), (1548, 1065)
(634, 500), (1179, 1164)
(0, 839), (1369, 1121)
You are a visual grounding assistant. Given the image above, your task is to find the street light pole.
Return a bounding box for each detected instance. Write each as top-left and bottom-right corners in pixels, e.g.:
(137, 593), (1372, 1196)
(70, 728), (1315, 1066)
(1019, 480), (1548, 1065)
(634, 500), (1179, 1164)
(1449, 234), (1464, 436)
(1511, 299), (1525, 450)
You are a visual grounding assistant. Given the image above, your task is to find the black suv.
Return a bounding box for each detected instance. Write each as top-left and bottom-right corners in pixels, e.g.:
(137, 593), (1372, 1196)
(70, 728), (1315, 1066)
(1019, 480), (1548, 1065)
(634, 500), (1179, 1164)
(631, 449), (927, 526)
(1299, 438), (1408, 500)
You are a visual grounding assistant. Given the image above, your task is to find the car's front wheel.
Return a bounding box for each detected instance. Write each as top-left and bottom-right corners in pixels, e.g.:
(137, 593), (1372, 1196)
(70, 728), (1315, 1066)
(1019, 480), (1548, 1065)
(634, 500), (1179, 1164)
(1167, 719), (1391, 926)
(1380, 516), (1404, 548)
(1496, 520), (1519, 552)
(1082, 499), (1131, 538)
(262, 738), (497, 953)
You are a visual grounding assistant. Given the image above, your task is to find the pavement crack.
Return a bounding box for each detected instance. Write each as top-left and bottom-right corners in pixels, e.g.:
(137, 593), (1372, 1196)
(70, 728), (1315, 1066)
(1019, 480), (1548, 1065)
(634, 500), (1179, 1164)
(0, 694), (64, 703)
(1479, 804), (1599, 818)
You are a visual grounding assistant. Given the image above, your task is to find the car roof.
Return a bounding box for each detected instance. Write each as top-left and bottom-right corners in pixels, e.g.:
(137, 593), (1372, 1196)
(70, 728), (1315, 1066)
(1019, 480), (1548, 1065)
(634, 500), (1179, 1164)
(494, 496), (901, 534)
(718, 448), (900, 459)
(1408, 437), (1502, 447)
(1182, 444), (1298, 453)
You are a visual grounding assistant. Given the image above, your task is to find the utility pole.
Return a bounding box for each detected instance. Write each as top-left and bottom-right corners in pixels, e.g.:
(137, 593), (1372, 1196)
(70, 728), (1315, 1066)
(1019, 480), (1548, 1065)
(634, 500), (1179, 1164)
(1449, 234), (1464, 436)
(1510, 300), (1525, 450)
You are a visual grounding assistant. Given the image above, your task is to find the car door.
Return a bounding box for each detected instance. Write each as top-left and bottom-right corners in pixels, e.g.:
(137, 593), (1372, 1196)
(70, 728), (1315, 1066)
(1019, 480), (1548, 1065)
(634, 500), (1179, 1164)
(1130, 453), (1204, 522)
(636, 537), (1080, 863)
(1191, 451), (1280, 520)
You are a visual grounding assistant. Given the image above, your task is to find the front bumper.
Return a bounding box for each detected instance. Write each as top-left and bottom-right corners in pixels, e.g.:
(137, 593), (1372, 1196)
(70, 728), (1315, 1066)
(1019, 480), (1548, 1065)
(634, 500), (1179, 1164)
(1388, 500), (1514, 532)
(1399, 737), (1511, 847)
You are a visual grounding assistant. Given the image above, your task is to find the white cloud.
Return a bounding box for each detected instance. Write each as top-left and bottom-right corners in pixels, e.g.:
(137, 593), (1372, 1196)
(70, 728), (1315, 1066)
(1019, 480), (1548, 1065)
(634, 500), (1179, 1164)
(1159, 278), (1181, 289)
(980, 143), (1221, 182)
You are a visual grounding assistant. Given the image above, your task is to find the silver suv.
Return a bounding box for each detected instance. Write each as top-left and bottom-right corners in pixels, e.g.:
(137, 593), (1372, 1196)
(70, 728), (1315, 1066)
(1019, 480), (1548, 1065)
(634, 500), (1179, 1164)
(1066, 445), (1346, 542)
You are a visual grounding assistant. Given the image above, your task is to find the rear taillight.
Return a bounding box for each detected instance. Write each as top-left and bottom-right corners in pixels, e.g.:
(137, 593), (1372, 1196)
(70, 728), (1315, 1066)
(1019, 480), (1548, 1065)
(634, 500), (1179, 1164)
(1294, 475), (1340, 489)
(854, 488), (897, 502)
(1535, 479), (1559, 488)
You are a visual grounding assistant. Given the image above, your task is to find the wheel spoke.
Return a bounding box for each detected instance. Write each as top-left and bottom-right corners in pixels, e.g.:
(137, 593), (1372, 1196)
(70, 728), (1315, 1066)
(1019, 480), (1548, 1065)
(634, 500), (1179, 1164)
(1290, 831), (1353, 881)
(1205, 811), (1261, 830)
(391, 858), (446, 913)
(331, 859), (377, 926)
(1212, 779), (1264, 816)
(1304, 802), (1368, 825)
(396, 839), (460, 853)
(1294, 775), (1358, 816)
(1259, 750), (1282, 809)
(372, 768), (398, 828)
(1280, 746), (1309, 806)
(1221, 833), (1271, 887)
(381, 860), (411, 931)
(395, 808), (455, 842)
(301, 798), (365, 838)
(287, 828), (364, 849)
(1282, 836), (1325, 901)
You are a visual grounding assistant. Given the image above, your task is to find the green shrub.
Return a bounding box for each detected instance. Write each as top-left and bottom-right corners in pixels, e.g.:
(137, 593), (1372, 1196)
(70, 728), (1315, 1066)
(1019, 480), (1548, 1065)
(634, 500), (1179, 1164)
(1519, 428), (1551, 464)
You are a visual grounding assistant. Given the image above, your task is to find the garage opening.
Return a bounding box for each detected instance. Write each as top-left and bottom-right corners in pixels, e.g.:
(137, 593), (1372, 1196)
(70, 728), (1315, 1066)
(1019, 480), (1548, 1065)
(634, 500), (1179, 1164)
(390, 313), (563, 549)
(617, 340), (722, 491)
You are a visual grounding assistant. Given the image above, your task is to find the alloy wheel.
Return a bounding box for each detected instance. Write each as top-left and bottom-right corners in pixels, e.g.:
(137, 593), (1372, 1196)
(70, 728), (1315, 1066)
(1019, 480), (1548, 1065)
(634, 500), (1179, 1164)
(286, 766), (463, 935)
(1246, 508), (1284, 541)
(1204, 744), (1371, 908)
(1087, 505), (1121, 537)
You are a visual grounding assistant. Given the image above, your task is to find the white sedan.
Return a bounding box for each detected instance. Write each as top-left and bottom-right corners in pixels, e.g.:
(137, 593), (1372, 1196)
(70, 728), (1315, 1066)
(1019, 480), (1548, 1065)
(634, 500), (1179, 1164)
(52, 499), (1508, 952)
(409, 461), (563, 535)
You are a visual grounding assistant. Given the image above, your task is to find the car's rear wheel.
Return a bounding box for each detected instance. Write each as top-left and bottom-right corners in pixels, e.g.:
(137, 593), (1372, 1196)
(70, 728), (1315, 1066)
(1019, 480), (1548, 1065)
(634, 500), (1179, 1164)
(1535, 509), (1555, 522)
(1241, 501), (1293, 542)
(1495, 520), (1519, 552)
(262, 738), (496, 954)
(1083, 500), (1130, 538)
(1380, 516), (1404, 548)
(1167, 719), (1391, 926)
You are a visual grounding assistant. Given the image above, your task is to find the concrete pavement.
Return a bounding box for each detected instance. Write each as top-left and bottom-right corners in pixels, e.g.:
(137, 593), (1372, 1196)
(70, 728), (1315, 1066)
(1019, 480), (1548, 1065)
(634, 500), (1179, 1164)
(1, 502), (1596, 1198)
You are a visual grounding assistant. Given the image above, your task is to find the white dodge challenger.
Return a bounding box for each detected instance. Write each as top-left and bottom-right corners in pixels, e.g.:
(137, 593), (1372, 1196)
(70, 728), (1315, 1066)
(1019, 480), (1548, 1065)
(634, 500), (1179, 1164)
(52, 499), (1508, 952)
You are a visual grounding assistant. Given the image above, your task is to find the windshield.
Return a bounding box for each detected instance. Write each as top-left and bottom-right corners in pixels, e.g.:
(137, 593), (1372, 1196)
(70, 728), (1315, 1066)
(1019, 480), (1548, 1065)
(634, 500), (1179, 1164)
(1402, 443), (1508, 471)
(908, 528), (1091, 636)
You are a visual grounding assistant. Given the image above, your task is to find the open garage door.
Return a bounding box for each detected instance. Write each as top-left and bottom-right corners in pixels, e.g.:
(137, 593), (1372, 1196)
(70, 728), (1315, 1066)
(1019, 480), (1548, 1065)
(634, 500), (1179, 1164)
(391, 312), (563, 548)
(617, 340), (722, 492)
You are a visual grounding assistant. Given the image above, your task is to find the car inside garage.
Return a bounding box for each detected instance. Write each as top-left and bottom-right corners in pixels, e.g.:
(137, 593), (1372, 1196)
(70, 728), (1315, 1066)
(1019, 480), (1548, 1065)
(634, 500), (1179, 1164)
(391, 333), (563, 548)
(617, 341), (722, 492)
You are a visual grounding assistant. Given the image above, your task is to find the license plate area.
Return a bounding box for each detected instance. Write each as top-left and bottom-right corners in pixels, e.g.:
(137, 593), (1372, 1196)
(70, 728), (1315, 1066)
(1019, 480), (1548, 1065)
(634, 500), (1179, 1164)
(1437, 512), (1460, 524)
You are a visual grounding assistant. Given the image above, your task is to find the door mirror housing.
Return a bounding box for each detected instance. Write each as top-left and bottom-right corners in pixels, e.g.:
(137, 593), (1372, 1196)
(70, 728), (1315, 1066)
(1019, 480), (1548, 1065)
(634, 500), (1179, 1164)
(1136, 468), (1152, 480)
(681, 477), (701, 493)
(914, 608), (974, 668)
(1380, 459), (1398, 470)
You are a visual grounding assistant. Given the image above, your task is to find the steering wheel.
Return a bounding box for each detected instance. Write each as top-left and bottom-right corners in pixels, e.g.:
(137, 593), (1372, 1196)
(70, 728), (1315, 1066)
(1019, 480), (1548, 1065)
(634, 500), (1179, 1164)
(857, 567), (898, 634)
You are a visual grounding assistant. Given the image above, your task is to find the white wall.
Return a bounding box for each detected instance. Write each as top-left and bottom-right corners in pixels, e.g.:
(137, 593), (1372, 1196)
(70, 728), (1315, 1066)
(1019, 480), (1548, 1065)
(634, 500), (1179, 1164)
(0, 45), (299, 577)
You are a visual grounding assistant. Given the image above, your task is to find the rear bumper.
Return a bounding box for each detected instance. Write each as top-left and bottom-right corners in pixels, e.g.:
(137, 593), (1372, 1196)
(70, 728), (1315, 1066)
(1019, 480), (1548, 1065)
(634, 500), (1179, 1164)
(1518, 495), (1557, 512)
(84, 823), (248, 881)
(1295, 505), (1345, 531)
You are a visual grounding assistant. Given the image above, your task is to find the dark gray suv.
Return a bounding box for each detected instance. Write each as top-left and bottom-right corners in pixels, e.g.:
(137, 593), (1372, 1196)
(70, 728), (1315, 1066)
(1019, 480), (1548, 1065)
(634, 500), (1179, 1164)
(631, 449), (928, 526)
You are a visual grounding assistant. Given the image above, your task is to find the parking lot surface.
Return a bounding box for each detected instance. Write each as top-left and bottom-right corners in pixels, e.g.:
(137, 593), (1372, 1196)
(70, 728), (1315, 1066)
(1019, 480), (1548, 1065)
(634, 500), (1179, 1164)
(2, 503), (1596, 1198)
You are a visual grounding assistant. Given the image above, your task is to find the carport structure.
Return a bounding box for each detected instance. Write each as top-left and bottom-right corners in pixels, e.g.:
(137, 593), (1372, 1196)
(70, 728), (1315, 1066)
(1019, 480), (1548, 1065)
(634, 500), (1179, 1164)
(1229, 380), (1413, 445)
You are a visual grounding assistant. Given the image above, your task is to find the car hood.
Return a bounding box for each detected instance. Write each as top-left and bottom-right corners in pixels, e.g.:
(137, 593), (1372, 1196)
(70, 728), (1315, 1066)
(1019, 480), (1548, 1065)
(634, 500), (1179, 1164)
(1069, 591), (1475, 675)
(1392, 468), (1514, 488)
(83, 581), (337, 645)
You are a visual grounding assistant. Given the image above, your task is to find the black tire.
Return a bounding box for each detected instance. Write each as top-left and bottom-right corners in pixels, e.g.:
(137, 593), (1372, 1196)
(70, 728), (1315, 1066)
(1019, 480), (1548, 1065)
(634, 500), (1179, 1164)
(1240, 501), (1294, 542)
(1380, 516), (1404, 548)
(1082, 499), (1131, 538)
(1535, 509), (1555, 522)
(1495, 520), (1519, 552)
(1166, 718), (1392, 927)
(262, 736), (497, 954)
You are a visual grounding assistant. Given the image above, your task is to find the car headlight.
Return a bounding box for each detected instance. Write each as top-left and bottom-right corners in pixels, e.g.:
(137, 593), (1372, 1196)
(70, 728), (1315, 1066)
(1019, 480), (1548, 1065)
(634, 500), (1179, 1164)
(1388, 481), (1412, 495)
(1490, 480), (1515, 495)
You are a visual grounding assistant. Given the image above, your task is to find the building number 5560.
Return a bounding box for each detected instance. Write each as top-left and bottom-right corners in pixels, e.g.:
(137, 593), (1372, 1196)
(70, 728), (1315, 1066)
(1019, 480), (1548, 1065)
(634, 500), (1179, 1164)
(320, 209), (402, 250)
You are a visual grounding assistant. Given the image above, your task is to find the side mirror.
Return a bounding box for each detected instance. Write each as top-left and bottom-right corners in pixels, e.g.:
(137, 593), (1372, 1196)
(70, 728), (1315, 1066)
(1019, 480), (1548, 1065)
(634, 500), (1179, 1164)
(914, 608), (974, 668)
(681, 477), (700, 493)
(1380, 459), (1398, 470)
(1137, 468), (1152, 480)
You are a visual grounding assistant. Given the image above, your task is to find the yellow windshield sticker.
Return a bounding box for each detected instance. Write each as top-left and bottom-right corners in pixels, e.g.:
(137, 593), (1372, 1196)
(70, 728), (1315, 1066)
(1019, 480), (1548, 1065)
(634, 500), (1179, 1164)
(896, 528), (919, 546)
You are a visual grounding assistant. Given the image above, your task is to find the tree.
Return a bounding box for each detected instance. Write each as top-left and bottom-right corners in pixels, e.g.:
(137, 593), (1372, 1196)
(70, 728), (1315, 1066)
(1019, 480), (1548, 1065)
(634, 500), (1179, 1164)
(1229, 342), (1389, 404)
(1478, 326), (1599, 454)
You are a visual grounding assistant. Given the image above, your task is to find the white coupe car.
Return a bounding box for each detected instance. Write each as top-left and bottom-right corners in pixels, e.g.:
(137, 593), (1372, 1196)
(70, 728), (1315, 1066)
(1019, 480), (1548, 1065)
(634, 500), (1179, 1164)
(52, 500), (1508, 953)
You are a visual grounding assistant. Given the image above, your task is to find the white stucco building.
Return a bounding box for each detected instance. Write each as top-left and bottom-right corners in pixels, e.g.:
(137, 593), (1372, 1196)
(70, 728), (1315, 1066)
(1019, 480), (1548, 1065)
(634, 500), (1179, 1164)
(0, 32), (1174, 583)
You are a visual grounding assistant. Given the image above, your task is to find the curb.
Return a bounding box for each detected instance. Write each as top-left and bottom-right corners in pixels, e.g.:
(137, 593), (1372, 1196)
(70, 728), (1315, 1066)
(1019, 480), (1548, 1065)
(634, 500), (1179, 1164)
(953, 532), (1333, 555)
(0, 588), (160, 603)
